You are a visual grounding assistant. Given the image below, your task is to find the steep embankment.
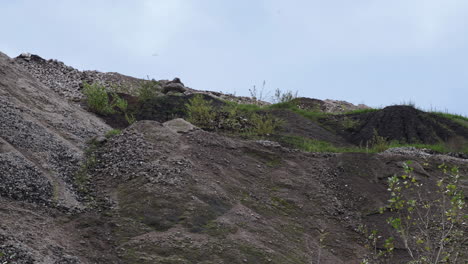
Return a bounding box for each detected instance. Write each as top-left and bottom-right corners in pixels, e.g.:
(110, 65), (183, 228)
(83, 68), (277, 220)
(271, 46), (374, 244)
(0, 51), (114, 263)
(82, 120), (468, 263)
(0, 52), (467, 264)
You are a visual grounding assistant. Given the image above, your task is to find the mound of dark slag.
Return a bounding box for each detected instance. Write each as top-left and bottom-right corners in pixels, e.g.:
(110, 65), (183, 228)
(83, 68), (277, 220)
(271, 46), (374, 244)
(348, 105), (468, 145)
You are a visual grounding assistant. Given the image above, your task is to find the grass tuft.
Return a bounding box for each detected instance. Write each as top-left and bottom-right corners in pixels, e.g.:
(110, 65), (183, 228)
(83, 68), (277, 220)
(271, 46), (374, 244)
(105, 129), (122, 138)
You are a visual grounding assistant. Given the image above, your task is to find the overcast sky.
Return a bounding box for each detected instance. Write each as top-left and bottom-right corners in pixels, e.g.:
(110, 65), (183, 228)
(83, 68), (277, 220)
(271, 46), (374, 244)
(1, 0), (467, 115)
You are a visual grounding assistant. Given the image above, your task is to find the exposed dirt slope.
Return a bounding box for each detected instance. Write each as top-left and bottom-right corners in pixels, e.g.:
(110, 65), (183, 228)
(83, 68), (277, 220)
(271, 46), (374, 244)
(270, 109), (351, 147)
(0, 51), (111, 207)
(1, 51), (467, 264)
(82, 120), (466, 264)
(0, 51), (113, 263)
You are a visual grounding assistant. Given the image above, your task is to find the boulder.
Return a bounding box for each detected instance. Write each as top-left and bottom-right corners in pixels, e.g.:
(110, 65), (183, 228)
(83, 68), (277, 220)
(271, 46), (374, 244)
(162, 82), (187, 94)
(163, 118), (197, 134)
(169, 77), (183, 85)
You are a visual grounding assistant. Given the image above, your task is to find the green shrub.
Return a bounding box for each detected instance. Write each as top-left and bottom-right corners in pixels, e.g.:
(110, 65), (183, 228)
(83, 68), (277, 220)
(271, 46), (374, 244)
(137, 80), (161, 101)
(111, 92), (128, 112)
(125, 113), (136, 125)
(281, 135), (345, 152)
(267, 102), (327, 122)
(185, 94), (216, 129)
(366, 162), (467, 263)
(249, 113), (281, 135)
(82, 82), (136, 126)
(109, 92), (135, 125)
(109, 83), (131, 94)
(82, 82), (115, 115)
(219, 103), (244, 132)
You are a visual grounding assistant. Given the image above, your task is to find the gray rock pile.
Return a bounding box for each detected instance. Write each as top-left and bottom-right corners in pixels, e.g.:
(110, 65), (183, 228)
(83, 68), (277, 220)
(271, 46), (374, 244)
(382, 146), (468, 161)
(0, 234), (35, 264)
(0, 51), (110, 209)
(91, 120), (192, 188)
(0, 150), (52, 204)
(14, 53), (142, 101)
(323, 99), (370, 113)
(161, 77), (188, 94)
(294, 97), (370, 113)
(14, 53), (272, 107)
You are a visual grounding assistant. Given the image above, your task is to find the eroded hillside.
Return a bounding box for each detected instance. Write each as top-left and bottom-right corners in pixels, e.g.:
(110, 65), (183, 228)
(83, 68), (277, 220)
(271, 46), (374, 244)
(0, 52), (467, 264)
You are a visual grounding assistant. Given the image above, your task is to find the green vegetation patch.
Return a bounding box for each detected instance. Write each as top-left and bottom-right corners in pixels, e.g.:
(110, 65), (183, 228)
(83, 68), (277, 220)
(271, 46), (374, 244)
(184, 95), (283, 136)
(82, 82), (137, 126)
(267, 101), (328, 122)
(73, 139), (100, 198)
(82, 82), (115, 115)
(280, 135), (468, 154)
(280, 135), (352, 153)
(342, 108), (380, 115)
(185, 94), (216, 129)
(105, 129), (122, 138)
(431, 111), (468, 128)
(363, 163), (467, 263)
(137, 79), (162, 101)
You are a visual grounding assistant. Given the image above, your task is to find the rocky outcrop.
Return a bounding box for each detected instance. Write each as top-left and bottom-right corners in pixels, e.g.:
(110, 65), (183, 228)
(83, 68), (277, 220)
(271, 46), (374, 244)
(161, 78), (188, 94)
(163, 118), (198, 133)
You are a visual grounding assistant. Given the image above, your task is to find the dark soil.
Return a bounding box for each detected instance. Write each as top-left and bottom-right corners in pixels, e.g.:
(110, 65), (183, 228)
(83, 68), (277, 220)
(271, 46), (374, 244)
(269, 109), (351, 147)
(321, 105), (468, 145)
(98, 93), (226, 129)
(103, 93), (140, 128)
